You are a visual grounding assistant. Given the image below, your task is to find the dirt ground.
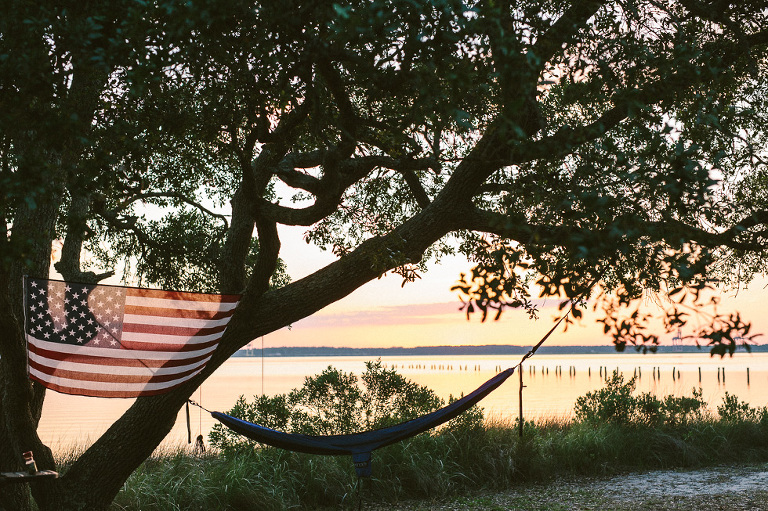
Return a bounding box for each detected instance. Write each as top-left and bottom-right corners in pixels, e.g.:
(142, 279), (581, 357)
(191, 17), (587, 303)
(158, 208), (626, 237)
(363, 463), (768, 510)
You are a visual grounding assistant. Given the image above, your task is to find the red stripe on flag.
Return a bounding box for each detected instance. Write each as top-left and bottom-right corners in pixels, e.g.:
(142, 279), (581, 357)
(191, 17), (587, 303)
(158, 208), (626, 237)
(28, 343), (212, 367)
(119, 338), (221, 352)
(29, 359), (201, 384)
(29, 374), (190, 398)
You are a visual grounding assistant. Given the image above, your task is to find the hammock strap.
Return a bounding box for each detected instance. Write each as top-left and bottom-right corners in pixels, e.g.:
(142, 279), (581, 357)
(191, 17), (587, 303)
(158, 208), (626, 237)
(186, 401), (191, 444)
(518, 304), (573, 367)
(187, 399), (212, 414)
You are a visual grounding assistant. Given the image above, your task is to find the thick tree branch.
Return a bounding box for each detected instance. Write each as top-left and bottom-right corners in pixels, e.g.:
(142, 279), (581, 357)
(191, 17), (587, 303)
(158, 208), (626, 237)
(122, 192), (230, 230)
(244, 217), (281, 297)
(460, 205), (768, 254)
(315, 59), (357, 159)
(533, 1), (606, 67)
(55, 193), (115, 284)
(220, 91), (315, 293)
(399, 169), (431, 208)
(259, 155), (439, 225)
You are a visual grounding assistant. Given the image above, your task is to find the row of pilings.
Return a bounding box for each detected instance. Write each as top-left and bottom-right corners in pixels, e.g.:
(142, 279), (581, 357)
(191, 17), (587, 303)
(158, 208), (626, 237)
(387, 363), (751, 385)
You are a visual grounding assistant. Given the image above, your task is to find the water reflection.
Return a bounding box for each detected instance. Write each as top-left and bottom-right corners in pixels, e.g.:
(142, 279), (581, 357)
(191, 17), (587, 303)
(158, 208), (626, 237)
(39, 353), (768, 453)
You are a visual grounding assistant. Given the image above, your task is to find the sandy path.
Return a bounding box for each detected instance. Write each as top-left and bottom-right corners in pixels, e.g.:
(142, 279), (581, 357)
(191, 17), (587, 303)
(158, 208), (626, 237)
(364, 463), (768, 510)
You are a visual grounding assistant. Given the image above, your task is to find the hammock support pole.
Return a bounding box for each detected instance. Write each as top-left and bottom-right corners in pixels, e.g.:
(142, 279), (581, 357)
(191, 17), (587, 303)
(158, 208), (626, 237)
(518, 363), (525, 438)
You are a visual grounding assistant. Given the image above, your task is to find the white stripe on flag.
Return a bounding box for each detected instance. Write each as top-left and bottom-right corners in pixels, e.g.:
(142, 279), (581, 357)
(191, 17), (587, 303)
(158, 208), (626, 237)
(28, 337), (217, 360)
(125, 295), (238, 311)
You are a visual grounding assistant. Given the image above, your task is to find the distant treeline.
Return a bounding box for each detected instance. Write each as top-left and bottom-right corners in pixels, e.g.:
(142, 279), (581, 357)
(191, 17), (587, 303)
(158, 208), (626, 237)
(233, 344), (766, 358)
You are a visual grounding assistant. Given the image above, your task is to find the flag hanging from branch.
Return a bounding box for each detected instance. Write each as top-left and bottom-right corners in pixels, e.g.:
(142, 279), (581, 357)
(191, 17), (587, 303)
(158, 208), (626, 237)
(23, 277), (240, 398)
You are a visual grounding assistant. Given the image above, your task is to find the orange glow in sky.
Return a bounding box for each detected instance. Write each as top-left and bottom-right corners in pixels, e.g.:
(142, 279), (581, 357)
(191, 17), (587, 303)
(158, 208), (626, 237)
(265, 226), (768, 349)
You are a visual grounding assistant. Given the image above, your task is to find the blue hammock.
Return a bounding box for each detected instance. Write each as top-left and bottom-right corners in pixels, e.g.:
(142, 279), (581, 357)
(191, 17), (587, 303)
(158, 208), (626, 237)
(211, 366), (515, 477)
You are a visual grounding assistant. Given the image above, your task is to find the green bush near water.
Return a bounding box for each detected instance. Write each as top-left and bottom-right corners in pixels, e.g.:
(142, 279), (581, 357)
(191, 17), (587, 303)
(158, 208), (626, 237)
(105, 365), (768, 510)
(574, 371), (708, 427)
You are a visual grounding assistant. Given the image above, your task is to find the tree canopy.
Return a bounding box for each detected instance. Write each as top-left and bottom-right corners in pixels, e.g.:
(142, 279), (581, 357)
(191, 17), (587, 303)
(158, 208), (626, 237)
(2, 0), (768, 509)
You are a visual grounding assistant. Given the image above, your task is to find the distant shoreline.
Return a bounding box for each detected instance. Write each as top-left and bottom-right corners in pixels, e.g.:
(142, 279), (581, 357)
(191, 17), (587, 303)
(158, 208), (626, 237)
(233, 344), (766, 357)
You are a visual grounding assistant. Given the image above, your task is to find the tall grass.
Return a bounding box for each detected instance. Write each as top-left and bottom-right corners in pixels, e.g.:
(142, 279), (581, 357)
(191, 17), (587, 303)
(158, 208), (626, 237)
(101, 416), (768, 510)
(82, 367), (768, 509)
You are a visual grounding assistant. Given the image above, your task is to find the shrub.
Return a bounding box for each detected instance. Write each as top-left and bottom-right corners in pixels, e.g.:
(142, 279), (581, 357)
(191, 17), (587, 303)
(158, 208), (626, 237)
(209, 359), (481, 452)
(662, 389), (707, 426)
(574, 371), (639, 425)
(717, 392), (768, 423)
(574, 370), (707, 427)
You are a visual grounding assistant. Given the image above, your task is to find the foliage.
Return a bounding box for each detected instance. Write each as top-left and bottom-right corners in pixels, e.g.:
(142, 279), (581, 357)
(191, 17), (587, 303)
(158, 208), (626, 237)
(209, 360), (480, 451)
(717, 392), (768, 424)
(574, 371), (707, 427)
(5, 0), (768, 509)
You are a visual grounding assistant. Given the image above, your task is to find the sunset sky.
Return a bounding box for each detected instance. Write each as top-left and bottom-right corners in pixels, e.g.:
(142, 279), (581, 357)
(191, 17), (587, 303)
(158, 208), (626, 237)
(262, 226), (768, 349)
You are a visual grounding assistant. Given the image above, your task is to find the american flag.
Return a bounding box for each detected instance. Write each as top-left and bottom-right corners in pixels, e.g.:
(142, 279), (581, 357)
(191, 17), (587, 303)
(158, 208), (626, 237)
(24, 277), (240, 398)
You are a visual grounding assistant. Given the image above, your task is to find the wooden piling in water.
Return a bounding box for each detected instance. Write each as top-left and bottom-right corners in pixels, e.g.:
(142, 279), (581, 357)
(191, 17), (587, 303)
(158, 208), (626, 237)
(747, 367), (750, 385)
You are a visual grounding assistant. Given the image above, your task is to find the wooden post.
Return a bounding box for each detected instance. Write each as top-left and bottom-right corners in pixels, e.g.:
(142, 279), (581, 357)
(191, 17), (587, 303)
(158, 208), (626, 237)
(519, 364), (525, 438)
(261, 336), (265, 396)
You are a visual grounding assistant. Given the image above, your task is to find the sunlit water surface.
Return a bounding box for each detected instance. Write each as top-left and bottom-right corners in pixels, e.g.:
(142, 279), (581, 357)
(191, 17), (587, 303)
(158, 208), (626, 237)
(38, 352), (768, 453)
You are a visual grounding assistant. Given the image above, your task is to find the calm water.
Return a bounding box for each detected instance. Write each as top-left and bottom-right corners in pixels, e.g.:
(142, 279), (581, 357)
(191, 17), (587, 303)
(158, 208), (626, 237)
(38, 352), (768, 453)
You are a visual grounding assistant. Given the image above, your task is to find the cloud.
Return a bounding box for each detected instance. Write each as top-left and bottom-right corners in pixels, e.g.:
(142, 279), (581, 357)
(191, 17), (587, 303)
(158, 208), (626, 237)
(292, 299), (563, 329)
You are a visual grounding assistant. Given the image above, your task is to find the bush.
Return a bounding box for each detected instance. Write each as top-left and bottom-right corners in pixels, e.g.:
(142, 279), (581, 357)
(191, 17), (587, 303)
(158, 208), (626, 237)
(717, 392), (768, 423)
(209, 360), (482, 452)
(574, 370), (707, 427)
(574, 371), (638, 425)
